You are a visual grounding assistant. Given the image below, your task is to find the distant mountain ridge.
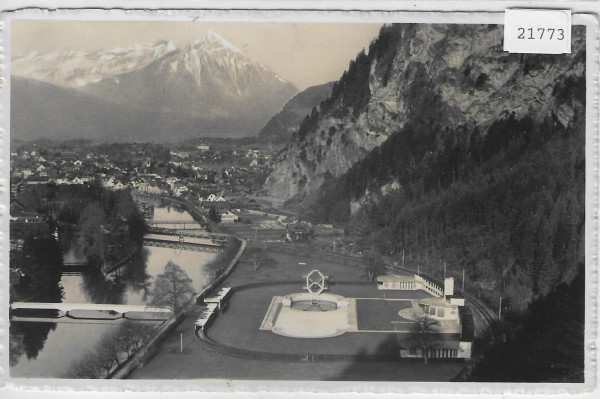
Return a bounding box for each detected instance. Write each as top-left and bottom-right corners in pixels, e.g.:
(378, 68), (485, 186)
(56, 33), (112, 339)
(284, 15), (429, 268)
(12, 40), (177, 88)
(11, 76), (244, 143)
(11, 31), (298, 141)
(258, 81), (335, 143)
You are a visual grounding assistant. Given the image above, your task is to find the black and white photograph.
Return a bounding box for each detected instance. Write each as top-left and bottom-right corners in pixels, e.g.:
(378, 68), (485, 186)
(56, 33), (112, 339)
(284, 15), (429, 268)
(2, 6), (596, 393)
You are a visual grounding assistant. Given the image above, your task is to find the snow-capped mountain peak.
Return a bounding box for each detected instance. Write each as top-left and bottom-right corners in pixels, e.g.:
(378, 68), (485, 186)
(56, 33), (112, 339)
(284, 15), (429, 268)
(12, 31), (299, 139)
(12, 40), (177, 88)
(201, 30), (244, 54)
(158, 30), (294, 99)
(71, 30), (298, 135)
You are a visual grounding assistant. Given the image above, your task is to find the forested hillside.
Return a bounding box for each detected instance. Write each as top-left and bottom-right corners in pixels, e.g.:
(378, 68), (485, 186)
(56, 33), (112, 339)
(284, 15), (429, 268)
(313, 101), (584, 307)
(470, 263), (584, 382)
(258, 82), (335, 143)
(266, 23), (586, 312)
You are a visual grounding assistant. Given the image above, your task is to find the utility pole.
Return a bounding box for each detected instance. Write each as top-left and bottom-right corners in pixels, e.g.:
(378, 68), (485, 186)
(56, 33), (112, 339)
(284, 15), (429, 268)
(180, 333), (183, 353)
(333, 236), (336, 253)
(462, 269), (465, 292)
(443, 261), (446, 279)
(402, 250), (405, 268)
(498, 297), (502, 320)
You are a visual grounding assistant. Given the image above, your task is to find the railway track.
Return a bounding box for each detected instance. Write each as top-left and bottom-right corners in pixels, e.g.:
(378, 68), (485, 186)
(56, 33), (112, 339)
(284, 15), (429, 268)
(462, 291), (503, 343)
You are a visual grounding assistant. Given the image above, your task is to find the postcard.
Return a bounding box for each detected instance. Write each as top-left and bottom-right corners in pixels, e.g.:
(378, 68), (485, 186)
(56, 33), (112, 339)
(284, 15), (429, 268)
(1, 3), (599, 397)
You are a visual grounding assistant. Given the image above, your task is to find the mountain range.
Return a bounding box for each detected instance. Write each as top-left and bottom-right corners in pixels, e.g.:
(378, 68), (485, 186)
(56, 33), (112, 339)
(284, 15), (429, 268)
(12, 40), (177, 88)
(11, 31), (298, 141)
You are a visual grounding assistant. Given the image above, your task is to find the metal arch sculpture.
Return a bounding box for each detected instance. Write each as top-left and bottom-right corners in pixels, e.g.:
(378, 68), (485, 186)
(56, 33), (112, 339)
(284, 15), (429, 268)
(303, 269), (328, 295)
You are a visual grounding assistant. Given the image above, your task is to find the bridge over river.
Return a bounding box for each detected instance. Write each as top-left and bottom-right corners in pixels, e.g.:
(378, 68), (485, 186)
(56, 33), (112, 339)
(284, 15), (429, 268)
(143, 233), (225, 253)
(148, 227), (230, 241)
(10, 302), (173, 322)
(149, 220), (204, 230)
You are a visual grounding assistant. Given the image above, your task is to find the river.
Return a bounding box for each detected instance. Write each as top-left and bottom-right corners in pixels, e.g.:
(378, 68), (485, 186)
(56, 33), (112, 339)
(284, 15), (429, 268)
(10, 201), (217, 378)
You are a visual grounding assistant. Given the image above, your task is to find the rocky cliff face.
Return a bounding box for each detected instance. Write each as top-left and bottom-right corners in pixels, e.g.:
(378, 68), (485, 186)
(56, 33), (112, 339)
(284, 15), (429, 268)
(264, 24), (585, 206)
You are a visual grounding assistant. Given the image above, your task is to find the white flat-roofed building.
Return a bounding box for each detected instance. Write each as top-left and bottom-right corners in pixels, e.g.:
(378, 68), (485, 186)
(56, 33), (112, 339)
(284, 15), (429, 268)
(419, 296), (461, 321)
(377, 274), (473, 359)
(376, 274), (444, 297)
(377, 274), (418, 290)
(220, 210), (238, 223)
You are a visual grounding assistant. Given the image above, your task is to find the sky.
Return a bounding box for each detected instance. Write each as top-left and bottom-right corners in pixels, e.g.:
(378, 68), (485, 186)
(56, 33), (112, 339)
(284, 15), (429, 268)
(12, 21), (383, 90)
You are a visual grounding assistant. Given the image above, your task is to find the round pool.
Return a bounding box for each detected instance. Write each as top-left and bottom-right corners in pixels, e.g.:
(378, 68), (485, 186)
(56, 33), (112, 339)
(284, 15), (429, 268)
(290, 300), (338, 311)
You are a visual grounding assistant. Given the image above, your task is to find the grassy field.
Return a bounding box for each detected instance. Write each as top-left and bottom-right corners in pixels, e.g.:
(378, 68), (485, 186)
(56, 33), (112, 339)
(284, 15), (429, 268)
(130, 245), (468, 381)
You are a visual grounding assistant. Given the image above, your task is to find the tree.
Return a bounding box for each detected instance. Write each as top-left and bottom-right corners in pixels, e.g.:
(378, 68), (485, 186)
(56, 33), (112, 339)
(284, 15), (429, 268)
(208, 206), (221, 223)
(118, 321), (153, 361)
(150, 261), (195, 316)
(244, 246), (276, 272)
(375, 228), (395, 256)
(9, 329), (25, 367)
(68, 351), (103, 379)
(471, 263), (584, 382)
(410, 314), (441, 364)
(95, 329), (123, 374)
(363, 252), (386, 282)
(79, 201), (107, 265)
(20, 235), (63, 297)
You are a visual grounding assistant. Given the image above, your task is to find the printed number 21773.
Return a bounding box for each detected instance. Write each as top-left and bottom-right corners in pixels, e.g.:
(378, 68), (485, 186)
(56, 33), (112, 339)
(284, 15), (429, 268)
(517, 27), (564, 40)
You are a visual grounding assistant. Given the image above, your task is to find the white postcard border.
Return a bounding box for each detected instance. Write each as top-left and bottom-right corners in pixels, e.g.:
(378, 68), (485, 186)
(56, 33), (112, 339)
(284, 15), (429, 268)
(0, 3), (598, 398)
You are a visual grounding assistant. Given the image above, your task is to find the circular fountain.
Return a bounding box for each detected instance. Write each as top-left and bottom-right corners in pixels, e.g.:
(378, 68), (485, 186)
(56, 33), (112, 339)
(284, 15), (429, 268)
(261, 270), (354, 338)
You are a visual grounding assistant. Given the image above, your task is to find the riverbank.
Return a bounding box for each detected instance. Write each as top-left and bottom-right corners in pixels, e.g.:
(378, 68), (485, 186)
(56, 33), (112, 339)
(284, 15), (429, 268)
(133, 192), (210, 230)
(103, 247), (141, 275)
(109, 238), (247, 379)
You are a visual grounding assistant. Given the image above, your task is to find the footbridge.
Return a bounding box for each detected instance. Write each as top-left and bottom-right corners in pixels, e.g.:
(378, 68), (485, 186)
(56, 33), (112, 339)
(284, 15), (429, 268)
(61, 261), (93, 275)
(148, 227), (230, 241)
(10, 302), (173, 321)
(150, 220), (198, 225)
(143, 233), (225, 253)
(149, 220), (202, 230)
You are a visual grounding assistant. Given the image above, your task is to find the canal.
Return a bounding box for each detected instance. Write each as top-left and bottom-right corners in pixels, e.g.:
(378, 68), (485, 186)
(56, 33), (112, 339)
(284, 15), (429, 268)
(10, 200), (217, 378)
